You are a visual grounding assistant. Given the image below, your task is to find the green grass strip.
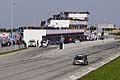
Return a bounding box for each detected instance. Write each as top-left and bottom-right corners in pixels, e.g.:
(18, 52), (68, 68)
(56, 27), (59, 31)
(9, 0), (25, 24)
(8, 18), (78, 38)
(0, 48), (27, 55)
(78, 56), (120, 80)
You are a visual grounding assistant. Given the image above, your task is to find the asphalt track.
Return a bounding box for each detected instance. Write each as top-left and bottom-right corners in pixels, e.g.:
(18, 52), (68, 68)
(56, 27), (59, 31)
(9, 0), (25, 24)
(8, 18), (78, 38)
(0, 40), (120, 80)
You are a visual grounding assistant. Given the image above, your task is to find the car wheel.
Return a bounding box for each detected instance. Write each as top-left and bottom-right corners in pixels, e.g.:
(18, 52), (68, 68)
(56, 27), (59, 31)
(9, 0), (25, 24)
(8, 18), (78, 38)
(73, 61), (76, 65)
(86, 61), (88, 65)
(83, 61), (88, 66)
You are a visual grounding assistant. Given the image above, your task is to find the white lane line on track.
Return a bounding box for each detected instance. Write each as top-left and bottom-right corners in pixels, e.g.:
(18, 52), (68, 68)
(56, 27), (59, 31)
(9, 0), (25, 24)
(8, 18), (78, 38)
(63, 53), (120, 80)
(30, 54), (42, 59)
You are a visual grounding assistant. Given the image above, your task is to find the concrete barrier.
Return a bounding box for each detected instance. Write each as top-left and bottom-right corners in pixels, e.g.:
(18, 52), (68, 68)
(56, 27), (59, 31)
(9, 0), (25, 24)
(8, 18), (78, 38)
(64, 38), (116, 49)
(0, 45), (25, 53)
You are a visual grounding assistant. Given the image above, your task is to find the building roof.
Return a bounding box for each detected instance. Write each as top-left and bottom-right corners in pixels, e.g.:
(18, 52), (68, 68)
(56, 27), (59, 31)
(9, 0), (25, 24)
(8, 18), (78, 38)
(64, 11), (90, 14)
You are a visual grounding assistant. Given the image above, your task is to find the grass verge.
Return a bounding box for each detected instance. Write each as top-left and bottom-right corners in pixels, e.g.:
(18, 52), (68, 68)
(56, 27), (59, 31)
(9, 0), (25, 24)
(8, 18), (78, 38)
(0, 48), (27, 55)
(78, 56), (120, 80)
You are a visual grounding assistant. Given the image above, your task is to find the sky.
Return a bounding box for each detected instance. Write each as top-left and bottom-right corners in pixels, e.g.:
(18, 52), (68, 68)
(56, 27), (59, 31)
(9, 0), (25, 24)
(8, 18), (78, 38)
(0, 0), (120, 28)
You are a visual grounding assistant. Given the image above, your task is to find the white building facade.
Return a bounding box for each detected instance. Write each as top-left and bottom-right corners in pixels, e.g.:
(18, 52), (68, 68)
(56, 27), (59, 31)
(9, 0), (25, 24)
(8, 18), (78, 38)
(23, 29), (85, 47)
(22, 11), (90, 46)
(23, 29), (46, 47)
(96, 24), (116, 39)
(48, 12), (89, 30)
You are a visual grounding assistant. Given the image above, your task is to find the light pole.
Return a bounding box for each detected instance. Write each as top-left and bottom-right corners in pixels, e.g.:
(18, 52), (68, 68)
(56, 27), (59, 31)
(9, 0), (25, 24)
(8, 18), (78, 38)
(11, 0), (16, 39)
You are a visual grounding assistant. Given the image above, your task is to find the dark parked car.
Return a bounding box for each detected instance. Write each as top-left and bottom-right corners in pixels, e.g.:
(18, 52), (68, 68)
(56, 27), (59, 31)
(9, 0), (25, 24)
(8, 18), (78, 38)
(73, 54), (88, 66)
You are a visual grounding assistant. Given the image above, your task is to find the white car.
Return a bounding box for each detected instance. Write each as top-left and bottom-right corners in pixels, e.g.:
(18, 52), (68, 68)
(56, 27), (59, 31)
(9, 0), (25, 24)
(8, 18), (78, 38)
(28, 40), (36, 47)
(40, 40), (48, 47)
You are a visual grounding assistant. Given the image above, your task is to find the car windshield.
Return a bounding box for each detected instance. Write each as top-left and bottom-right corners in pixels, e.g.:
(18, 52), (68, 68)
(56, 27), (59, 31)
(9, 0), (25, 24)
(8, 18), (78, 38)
(29, 40), (35, 42)
(75, 55), (83, 60)
(42, 41), (46, 43)
(41, 40), (48, 43)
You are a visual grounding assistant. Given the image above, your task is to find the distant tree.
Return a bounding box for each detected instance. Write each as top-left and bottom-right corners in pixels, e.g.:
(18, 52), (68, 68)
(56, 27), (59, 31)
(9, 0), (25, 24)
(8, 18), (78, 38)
(90, 26), (96, 30)
(41, 21), (46, 28)
(89, 26), (96, 32)
(47, 18), (52, 24)
(0, 28), (19, 32)
(13, 28), (18, 32)
(7, 29), (12, 32)
(0, 28), (6, 32)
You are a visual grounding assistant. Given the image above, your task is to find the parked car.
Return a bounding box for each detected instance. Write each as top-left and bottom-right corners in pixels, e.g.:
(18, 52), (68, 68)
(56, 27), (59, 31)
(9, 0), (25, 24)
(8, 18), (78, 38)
(28, 40), (36, 47)
(73, 39), (80, 43)
(40, 40), (48, 47)
(0, 38), (11, 47)
(73, 54), (88, 66)
(64, 37), (74, 44)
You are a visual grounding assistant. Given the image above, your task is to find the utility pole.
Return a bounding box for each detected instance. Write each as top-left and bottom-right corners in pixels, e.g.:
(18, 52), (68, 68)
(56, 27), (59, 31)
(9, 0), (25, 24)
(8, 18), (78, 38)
(11, 0), (16, 39)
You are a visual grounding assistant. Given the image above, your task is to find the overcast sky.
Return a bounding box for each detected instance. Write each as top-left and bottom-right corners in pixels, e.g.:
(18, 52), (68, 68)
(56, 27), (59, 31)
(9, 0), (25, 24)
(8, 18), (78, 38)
(0, 0), (120, 28)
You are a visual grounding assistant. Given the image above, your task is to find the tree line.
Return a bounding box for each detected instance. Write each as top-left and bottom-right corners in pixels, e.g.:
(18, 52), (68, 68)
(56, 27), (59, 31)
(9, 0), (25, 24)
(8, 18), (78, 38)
(0, 28), (19, 32)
